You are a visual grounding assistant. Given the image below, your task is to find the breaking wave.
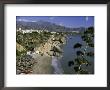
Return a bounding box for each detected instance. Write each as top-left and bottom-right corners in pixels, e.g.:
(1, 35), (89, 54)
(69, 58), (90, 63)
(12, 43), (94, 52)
(51, 56), (64, 74)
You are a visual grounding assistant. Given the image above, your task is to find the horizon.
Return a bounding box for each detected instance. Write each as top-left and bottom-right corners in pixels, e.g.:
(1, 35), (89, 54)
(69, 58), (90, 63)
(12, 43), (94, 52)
(16, 16), (94, 28)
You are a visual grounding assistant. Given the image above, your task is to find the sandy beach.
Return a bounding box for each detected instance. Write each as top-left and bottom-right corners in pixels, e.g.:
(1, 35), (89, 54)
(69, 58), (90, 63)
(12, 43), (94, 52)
(31, 35), (65, 74)
(32, 54), (52, 74)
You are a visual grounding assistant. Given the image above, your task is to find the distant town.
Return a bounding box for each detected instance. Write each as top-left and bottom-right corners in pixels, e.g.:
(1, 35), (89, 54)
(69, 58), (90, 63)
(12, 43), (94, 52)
(16, 16), (94, 75)
(17, 27), (79, 34)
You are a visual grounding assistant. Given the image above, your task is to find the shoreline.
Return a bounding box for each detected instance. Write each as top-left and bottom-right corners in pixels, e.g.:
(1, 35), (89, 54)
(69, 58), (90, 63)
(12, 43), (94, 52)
(17, 33), (66, 74)
(31, 35), (66, 74)
(35, 35), (66, 57)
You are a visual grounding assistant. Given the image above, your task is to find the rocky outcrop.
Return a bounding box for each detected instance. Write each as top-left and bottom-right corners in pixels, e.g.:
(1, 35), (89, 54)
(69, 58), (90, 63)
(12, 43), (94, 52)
(35, 35), (66, 57)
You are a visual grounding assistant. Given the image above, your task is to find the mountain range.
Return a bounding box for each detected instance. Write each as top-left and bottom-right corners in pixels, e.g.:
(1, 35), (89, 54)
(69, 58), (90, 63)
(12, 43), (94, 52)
(16, 20), (86, 32)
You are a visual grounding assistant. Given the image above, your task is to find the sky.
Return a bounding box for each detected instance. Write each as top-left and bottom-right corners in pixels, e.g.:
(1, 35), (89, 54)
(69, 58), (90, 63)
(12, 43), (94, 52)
(16, 16), (94, 28)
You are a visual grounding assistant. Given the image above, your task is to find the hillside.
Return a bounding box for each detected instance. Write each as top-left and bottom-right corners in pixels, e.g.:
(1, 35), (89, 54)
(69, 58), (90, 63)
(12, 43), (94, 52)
(16, 20), (85, 32)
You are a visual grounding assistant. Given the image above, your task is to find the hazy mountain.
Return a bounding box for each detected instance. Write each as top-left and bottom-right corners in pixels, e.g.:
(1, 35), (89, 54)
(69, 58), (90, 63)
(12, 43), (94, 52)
(16, 20), (85, 32)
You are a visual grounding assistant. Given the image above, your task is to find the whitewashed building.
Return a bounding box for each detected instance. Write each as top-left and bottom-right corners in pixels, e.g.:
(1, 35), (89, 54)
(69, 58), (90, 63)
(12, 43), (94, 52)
(17, 28), (49, 34)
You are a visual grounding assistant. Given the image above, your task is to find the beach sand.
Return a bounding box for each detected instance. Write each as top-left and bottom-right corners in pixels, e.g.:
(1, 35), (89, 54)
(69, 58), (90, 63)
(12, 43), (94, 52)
(31, 35), (65, 74)
(32, 54), (53, 74)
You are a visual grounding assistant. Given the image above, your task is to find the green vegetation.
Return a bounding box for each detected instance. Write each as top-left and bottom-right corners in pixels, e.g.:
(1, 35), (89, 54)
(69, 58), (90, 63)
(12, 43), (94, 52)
(16, 31), (52, 74)
(16, 50), (26, 57)
(16, 31), (66, 74)
(16, 27), (94, 74)
(16, 31), (52, 51)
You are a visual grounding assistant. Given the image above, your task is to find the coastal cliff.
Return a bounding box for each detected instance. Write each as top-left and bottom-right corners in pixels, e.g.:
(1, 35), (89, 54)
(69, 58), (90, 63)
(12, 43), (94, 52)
(35, 35), (66, 57)
(31, 35), (66, 74)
